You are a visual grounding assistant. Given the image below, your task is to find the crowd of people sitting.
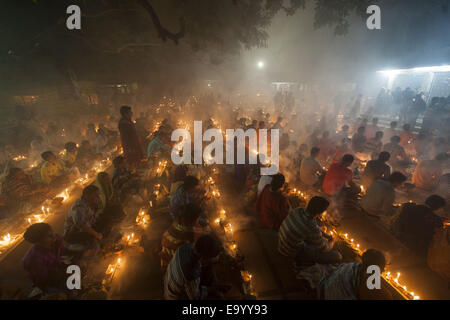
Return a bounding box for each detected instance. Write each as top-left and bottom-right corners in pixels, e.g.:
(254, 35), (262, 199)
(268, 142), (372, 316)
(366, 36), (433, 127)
(0, 86), (448, 300)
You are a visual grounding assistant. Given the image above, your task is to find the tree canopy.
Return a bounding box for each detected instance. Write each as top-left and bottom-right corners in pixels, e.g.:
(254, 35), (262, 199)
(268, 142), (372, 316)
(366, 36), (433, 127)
(1, 0), (448, 90)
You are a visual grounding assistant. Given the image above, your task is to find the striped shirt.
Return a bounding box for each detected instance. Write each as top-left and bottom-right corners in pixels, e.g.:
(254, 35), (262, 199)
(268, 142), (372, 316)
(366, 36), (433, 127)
(278, 207), (327, 257)
(160, 221), (196, 272)
(164, 243), (207, 300)
(320, 262), (360, 300)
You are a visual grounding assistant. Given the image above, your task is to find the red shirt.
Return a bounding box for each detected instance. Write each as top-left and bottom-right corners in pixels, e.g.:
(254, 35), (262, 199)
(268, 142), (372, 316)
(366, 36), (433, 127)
(322, 163), (353, 195)
(254, 185), (290, 229)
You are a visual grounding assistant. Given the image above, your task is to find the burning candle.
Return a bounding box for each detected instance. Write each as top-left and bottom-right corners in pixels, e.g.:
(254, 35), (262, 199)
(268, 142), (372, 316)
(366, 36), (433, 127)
(241, 271), (252, 282)
(224, 223), (233, 235)
(0, 233), (12, 246)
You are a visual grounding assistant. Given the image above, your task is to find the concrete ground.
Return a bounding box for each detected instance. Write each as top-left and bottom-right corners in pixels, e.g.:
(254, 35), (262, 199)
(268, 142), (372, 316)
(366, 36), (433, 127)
(0, 168), (448, 300)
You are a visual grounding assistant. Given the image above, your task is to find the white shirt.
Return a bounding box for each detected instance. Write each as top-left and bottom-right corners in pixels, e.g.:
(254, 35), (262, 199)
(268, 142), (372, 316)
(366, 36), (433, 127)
(300, 157), (322, 186)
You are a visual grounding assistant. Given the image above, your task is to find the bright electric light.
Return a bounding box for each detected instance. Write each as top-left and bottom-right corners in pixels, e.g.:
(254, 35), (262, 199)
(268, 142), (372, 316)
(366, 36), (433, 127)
(377, 65), (450, 75)
(257, 61), (265, 69)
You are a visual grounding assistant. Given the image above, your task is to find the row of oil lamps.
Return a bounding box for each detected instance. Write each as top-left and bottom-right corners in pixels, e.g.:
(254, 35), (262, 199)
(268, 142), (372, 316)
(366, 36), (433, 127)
(0, 151), (115, 258)
(101, 160), (169, 287)
(207, 173), (257, 298)
(288, 186), (420, 300)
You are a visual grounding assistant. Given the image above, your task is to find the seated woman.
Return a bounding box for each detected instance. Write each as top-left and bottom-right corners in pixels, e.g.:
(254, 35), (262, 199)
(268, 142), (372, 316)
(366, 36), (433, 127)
(254, 173), (291, 230)
(22, 223), (71, 297)
(160, 203), (203, 272)
(319, 249), (392, 300)
(92, 172), (124, 233)
(63, 185), (103, 254)
(1, 167), (49, 214)
(40, 151), (69, 188)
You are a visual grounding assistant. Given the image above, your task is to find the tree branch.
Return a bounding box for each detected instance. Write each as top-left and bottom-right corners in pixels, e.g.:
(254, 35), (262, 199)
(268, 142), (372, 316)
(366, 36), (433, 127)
(136, 0), (185, 45)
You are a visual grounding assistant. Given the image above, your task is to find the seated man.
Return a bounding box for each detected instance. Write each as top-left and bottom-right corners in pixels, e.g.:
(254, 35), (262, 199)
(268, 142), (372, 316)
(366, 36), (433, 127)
(278, 196), (341, 266)
(365, 118), (380, 140)
(322, 154), (354, 196)
(331, 138), (353, 165)
(112, 155), (141, 204)
(1, 167), (49, 212)
(170, 165), (188, 195)
(164, 235), (230, 300)
(334, 125), (350, 145)
(40, 151), (69, 187)
(23, 223), (70, 296)
(63, 185), (103, 253)
(412, 153), (448, 191)
(147, 130), (170, 164)
(76, 140), (100, 171)
(399, 123), (414, 150)
(382, 121), (397, 144)
(159, 118), (174, 138)
(360, 151), (391, 190)
(61, 142), (78, 169)
(320, 249), (392, 300)
(361, 172), (407, 219)
(169, 175), (202, 220)
(255, 173), (291, 230)
(351, 127), (367, 153)
(382, 136), (409, 172)
(293, 143), (308, 177)
(160, 203), (202, 272)
(299, 147), (324, 187)
(391, 195), (446, 256)
(365, 131), (384, 159)
(317, 131), (334, 164)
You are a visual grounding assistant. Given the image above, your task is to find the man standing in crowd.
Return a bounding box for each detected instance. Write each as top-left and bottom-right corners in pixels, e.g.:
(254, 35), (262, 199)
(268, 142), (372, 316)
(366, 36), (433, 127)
(118, 106), (144, 167)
